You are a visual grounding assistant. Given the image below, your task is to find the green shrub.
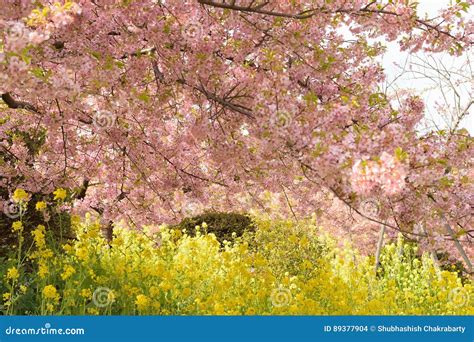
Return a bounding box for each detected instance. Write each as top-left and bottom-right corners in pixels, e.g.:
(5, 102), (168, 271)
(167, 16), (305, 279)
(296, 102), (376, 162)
(172, 212), (255, 244)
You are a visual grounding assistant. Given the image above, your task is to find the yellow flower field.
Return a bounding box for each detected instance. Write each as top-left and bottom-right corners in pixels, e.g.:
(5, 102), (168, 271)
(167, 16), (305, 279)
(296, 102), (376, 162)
(1, 210), (472, 316)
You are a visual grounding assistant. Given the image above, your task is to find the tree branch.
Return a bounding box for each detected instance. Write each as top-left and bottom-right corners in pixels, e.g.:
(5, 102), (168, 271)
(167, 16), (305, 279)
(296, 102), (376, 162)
(198, 0), (466, 43)
(198, 0), (315, 19)
(195, 84), (254, 119)
(1, 93), (40, 114)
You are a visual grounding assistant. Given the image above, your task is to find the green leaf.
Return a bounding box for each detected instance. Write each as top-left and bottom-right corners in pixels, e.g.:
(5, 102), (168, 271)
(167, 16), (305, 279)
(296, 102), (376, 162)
(439, 177), (453, 188)
(394, 147), (408, 162)
(137, 91), (150, 103)
(368, 93), (387, 107)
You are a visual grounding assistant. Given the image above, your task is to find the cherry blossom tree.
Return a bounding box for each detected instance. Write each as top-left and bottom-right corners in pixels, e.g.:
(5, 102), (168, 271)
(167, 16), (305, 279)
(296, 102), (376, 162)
(0, 0), (472, 272)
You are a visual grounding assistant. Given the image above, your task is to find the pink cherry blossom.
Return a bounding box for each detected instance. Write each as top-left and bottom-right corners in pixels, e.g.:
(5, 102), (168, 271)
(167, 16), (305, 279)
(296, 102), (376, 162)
(0, 0), (472, 269)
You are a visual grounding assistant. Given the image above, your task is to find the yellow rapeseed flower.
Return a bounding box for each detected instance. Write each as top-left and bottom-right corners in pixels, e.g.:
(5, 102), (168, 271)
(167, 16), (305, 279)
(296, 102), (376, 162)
(87, 308), (99, 315)
(12, 188), (29, 203)
(61, 265), (76, 280)
(0, 216), (470, 315)
(75, 247), (88, 261)
(62, 244), (73, 254)
(107, 291), (116, 304)
(80, 289), (92, 300)
(6, 267), (19, 281)
(182, 288), (192, 297)
(35, 201), (47, 211)
(53, 188), (67, 201)
(245, 307), (257, 315)
(135, 294), (150, 310)
(149, 286), (160, 297)
(31, 225), (46, 249)
(152, 301), (161, 310)
(38, 263), (49, 278)
(11, 221), (23, 233)
(42, 285), (59, 301)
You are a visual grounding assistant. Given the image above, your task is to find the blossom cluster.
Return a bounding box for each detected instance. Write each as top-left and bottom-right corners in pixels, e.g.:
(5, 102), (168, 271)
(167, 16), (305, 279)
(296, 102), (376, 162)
(0, 0), (472, 272)
(351, 152), (408, 195)
(2, 1), (82, 52)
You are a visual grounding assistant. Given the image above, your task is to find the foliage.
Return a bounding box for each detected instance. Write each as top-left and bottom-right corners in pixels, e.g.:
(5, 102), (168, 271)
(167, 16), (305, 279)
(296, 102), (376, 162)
(1, 213), (472, 316)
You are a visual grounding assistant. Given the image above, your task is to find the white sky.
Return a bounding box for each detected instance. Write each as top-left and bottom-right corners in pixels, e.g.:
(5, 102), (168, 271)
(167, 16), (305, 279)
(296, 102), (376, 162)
(381, 0), (473, 134)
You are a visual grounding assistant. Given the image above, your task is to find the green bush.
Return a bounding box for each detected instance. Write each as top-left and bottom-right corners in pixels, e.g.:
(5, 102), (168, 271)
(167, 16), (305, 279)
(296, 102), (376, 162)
(172, 212), (255, 244)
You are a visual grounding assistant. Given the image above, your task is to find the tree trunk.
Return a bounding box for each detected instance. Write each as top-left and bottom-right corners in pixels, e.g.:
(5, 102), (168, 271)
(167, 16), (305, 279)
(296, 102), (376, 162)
(375, 224), (386, 273)
(441, 214), (473, 274)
